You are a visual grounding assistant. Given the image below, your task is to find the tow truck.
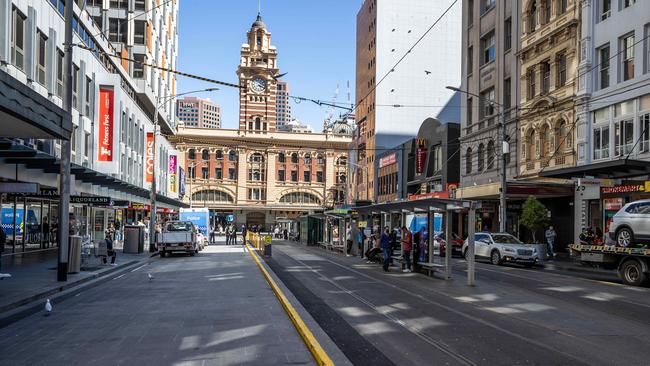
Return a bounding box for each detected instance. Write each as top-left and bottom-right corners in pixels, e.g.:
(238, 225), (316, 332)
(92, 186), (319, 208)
(569, 244), (650, 286)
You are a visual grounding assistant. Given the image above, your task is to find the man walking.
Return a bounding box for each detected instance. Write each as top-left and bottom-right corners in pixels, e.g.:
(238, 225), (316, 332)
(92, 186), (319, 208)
(240, 225), (246, 245)
(545, 225), (556, 260)
(401, 226), (413, 272)
(381, 227), (391, 272)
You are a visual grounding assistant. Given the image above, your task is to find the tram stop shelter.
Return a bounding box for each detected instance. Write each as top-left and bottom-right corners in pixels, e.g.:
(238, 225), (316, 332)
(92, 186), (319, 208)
(354, 197), (479, 286)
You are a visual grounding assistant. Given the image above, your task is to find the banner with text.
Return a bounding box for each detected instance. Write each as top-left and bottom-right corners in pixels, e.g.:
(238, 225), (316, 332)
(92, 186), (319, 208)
(145, 131), (154, 185)
(168, 151), (179, 199)
(95, 86), (119, 174)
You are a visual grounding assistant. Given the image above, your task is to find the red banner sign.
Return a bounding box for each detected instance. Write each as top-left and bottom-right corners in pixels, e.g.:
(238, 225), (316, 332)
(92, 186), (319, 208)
(145, 132), (154, 184)
(98, 88), (114, 162)
(416, 147), (426, 174)
(407, 191), (449, 201)
(601, 184), (645, 194)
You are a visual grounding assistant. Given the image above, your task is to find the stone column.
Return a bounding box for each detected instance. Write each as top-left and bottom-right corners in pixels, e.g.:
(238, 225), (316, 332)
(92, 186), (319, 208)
(236, 149), (248, 202)
(325, 152), (336, 204)
(266, 150), (277, 203)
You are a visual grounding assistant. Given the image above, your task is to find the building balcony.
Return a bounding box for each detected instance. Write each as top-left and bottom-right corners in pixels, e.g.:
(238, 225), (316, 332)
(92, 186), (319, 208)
(520, 151), (575, 176)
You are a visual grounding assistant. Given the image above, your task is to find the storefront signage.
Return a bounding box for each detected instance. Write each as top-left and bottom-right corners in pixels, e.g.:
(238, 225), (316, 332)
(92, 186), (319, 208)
(70, 196), (112, 205)
(408, 191), (449, 201)
(130, 203), (151, 210)
(97, 88), (115, 162)
(378, 152), (397, 168)
(415, 139), (427, 174)
(169, 154), (177, 194)
(601, 183), (647, 194)
(145, 132), (154, 184)
(226, 214), (234, 222)
(112, 200), (130, 208)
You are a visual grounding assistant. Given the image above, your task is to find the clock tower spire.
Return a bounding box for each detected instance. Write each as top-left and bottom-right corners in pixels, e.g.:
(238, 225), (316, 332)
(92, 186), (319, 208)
(237, 12), (279, 132)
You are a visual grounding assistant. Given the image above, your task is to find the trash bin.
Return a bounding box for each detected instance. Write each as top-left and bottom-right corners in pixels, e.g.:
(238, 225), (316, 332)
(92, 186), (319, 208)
(264, 243), (272, 257)
(123, 225), (145, 254)
(68, 235), (82, 273)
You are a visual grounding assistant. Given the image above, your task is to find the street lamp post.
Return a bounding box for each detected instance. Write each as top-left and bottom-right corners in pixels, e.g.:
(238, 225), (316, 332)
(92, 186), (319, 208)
(148, 88), (218, 252)
(447, 86), (508, 233)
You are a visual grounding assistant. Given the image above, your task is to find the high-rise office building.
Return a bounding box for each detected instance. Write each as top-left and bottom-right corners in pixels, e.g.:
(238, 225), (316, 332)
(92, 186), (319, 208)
(86, 0), (179, 133)
(353, 0), (461, 202)
(276, 81), (292, 129)
(177, 97), (221, 129)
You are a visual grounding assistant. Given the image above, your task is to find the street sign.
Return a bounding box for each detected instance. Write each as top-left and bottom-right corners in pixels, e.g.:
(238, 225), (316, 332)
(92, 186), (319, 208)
(264, 235), (272, 244)
(226, 214), (234, 222)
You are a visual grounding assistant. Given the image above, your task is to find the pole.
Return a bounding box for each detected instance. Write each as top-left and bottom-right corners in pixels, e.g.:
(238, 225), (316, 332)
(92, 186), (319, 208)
(445, 209), (452, 280)
(500, 110), (507, 233)
(149, 96), (159, 253)
(58, 0), (73, 281)
(467, 205), (476, 286)
(189, 167), (193, 208)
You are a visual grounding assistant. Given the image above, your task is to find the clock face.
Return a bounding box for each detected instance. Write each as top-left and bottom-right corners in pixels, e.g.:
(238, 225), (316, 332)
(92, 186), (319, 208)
(250, 77), (267, 93)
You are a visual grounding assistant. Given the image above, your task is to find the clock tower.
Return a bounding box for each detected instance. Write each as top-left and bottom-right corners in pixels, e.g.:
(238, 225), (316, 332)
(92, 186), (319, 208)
(237, 13), (279, 132)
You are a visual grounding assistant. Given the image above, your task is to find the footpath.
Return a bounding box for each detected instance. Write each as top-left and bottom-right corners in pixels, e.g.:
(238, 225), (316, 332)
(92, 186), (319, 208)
(0, 244), (155, 327)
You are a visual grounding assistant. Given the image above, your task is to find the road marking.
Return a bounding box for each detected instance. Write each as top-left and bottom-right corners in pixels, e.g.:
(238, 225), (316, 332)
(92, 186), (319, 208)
(113, 273), (127, 280)
(245, 243), (334, 366)
(277, 244), (592, 366)
(130, 263), (148, 272)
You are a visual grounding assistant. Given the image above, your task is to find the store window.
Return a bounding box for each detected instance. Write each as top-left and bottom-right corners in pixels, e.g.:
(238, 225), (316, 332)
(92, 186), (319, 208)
(621, 33), (635, 81)
(228, 168), (237, 180)
(11, 8), (25, 71)
(304, 171), (311, 182)
(316, 171), (323, 183)
(615, 119), (634, 156)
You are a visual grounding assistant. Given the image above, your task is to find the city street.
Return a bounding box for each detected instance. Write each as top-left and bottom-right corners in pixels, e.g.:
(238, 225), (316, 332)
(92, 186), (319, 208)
(0, 244), (315, 366)
(267, 241), (650, 366)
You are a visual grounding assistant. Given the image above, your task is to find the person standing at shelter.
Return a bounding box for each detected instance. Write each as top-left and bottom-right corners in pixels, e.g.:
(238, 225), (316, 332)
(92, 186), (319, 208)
(381, 227), (391, 272)
(418, 227), (428, 263)
(401, 226), (413, 272)
(545, 225), (556, 260)
(346, 225), (353, 257)
(240, 225), (247, 245)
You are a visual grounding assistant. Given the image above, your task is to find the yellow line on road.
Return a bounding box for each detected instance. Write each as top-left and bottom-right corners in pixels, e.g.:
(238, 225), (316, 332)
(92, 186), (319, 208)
(245, 243), (334, 366)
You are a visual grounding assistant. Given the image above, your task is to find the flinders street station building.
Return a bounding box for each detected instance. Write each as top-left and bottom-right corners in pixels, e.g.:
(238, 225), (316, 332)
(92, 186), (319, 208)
(170, 14), (352, 229)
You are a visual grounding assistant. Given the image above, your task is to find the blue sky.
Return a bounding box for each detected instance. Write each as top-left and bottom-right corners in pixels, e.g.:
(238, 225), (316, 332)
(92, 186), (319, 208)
(177, 1), (360, 130)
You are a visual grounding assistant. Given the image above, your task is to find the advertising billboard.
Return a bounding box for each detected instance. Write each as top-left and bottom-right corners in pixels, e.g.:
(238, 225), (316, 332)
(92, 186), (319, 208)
(169, 153), (178, 196)
(145, 132), (154, 184)
(98, 88), (114, 162)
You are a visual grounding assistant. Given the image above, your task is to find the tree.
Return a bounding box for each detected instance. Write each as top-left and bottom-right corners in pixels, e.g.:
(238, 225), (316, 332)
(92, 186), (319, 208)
(520, 196), (549, 243)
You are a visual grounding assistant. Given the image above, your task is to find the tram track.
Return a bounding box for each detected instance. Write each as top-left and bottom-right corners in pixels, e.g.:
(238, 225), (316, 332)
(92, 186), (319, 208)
(272, 243), (592, 366)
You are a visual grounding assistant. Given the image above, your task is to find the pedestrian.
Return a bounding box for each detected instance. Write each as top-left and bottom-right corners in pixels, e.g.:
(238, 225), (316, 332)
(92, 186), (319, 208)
(283, 228), (288, 240)
(365, 233), (381, 263)
(225, 224), (231, 245)
(418, 227), (428, 263)
(209, 224), (215, 244)
(401, 226), (413, 272)
(545, 225), (556, 260)
(380, 227), (391, 272)
(103, 225), (117, 266)
(346, 225), (353, 257)
(358, 228), (366, 258)
(274, 226), (280, 239)
(240, 225), (246, 245)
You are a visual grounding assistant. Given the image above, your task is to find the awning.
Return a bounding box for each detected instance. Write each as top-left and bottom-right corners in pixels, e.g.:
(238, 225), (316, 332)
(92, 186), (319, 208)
(354, 197), (473, 215)
(0, 69), (72, 140)
(0, 142), (187, 208)
(539, 159), (650, 179)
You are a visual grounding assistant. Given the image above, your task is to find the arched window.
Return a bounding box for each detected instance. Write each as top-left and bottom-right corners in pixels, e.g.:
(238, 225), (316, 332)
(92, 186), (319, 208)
(477, 144), (485, 171)
(255, 117), (261, 130)
(317, 154), (325, 164)
(540, 125), (551, 157)
(188, 149), (196, 160)
(526, 130), (536, 161)
(336, 156), (347, 166)
(191, 190), (234, 203)
(278, 152), (286, 163)
(201, 149), (209, 160)
(228, 150), (237, 161)
(304, 153), (311, 164)
(279, 192), (322, 205)
(250, 153), (264, 163)
(487, 140), (495, 169)
(465, 148), (473, 174)
(528, 1), (537, 33)
(215, 150), (223, 160)
(336, 173), (347, 184)
(556, 120), (568, 150)
(291, 153), (298, 164)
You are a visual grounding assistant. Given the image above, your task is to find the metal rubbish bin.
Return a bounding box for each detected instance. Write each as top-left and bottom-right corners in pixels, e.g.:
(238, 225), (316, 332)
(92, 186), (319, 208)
(123, 225), (145, 254)
(264, 243), (272, 257)
(68, 235), (82, 273)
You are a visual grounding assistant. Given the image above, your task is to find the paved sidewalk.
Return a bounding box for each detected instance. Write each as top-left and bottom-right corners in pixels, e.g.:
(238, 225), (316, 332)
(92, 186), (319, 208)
(0, 244), (316, 366)
(0, 244), (153, 315)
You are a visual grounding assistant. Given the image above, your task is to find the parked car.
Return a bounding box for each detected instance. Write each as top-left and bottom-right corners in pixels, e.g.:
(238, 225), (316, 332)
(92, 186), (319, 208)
(156, 221), (199, 257)
(462, 232), (539, 267)
(608, 199), (650, 248)
(434, 232), (464, 257)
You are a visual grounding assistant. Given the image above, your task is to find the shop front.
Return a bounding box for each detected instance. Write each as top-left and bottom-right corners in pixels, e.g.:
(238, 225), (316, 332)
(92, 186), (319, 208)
(601, 182), (650, 233)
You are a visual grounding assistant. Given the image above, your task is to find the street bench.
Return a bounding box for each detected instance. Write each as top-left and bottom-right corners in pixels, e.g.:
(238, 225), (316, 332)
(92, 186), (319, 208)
(417, 262), (444, 277)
